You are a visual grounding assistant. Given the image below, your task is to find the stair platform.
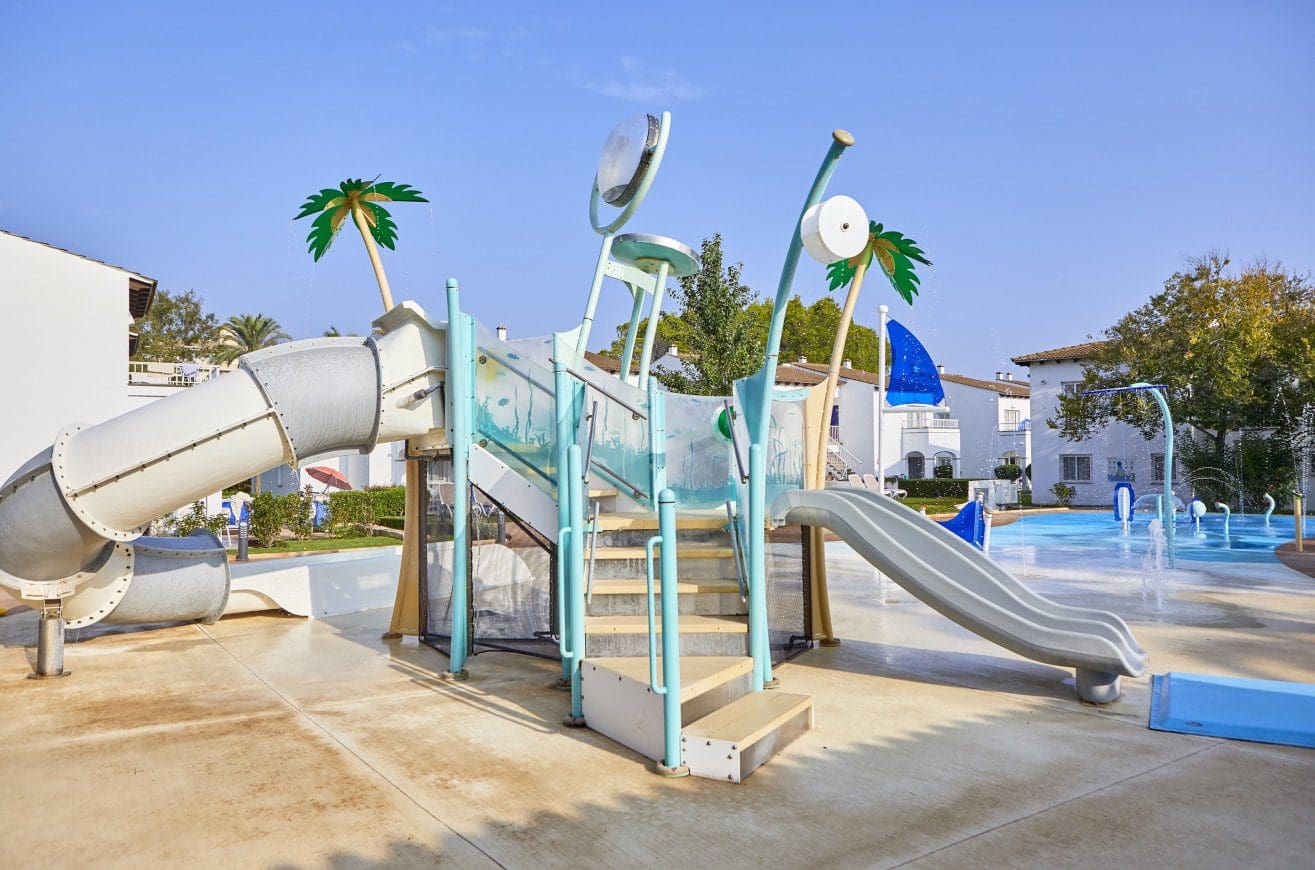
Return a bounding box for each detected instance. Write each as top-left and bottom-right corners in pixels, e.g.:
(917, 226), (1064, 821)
(682, 692), (814, 783)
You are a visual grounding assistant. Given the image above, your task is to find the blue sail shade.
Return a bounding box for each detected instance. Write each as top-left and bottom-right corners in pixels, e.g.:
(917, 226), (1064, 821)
(886, 318), (944, 406)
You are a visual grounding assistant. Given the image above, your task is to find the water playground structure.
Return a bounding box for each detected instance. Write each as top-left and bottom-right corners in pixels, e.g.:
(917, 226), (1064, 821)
(0, 114), (1147, 781)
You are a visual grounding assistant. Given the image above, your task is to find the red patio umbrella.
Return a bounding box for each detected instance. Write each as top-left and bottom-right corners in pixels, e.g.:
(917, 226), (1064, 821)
(305, 465), (352, 492)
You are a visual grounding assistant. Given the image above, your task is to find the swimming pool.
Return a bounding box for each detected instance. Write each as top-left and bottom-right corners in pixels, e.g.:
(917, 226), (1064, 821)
(989, 511), (1289, 564)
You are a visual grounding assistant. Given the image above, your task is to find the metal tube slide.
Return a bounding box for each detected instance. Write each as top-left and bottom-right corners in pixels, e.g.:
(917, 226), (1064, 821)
(0, 302), (448, 627)
(771, 488), (1146, 703)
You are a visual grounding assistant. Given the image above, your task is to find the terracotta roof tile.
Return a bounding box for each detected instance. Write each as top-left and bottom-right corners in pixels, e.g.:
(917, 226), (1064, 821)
(1011, 339), (1113, 365)
(938, 372), (1030, 397)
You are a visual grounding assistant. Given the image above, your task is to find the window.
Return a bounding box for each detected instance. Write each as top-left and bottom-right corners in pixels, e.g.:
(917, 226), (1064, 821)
(906, 451), (925, 479)
(1001, 408), (1021, 428)
(1061, 381), (1083, 397)
(1061, 454), (1091, 482)
(1000, 450), (1020, 467)
(1151, 453), (1165, 483)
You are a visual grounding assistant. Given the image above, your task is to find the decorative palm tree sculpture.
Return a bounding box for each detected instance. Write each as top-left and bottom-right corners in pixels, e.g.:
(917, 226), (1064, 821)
(293, 179), (428, 312)
(811, 222), (930, 488)
(213, 313), (291, 364)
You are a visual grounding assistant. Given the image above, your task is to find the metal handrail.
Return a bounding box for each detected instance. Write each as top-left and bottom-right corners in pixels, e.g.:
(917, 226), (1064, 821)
(582, 400), (598, 481)
(725, 500), (748, 601)
(585, 500), (600, 605)
(555, 361), (650, 420)
(556, 526), (574, 660)
(644, 533), (667, 696)
(589, 456), (649, 502)
(724, 400), (748, 484)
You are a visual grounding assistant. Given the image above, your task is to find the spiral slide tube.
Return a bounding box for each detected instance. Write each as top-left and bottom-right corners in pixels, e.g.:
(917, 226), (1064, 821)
(0, 302), (448, 662)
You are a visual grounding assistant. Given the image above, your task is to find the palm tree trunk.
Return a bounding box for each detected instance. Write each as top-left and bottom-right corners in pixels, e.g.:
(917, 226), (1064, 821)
(351, 202), (395, 312)
(812, 256), (870, 488)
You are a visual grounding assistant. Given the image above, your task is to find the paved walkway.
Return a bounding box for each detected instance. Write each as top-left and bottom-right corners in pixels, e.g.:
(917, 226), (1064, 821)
(2, 541), (1313, 868)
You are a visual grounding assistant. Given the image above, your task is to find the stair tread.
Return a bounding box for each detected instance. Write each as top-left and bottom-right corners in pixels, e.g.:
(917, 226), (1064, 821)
(590, 545), (735, 559)
(588, 578), (741, 595)
(589, 487), (619, 498)
(585, 656), (752, 703)
(585, 614), (748, 634)
(596, 511), (726, 531)
(683, 691), (813, 746)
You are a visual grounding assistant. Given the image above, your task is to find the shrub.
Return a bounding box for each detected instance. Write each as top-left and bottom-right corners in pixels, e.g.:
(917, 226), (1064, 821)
(994, 464), (1023, 481)
(166, 501), (229, 537)
(932, 464), (954, 480)
(329, 489), (375, 536)
(1050, 483), (1076, 506)
(280, 490), (314, 540)
(248, 492), (285, 545)
(901, 477), (971, 498)
(366, 485), (406, 519)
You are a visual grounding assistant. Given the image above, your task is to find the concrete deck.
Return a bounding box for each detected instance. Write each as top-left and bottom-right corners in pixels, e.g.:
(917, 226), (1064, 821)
(2, 538), (1313, 868)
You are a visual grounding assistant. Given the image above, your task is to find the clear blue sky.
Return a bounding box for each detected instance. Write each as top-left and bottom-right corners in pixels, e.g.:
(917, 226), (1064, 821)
(2, 1), (1311, 377)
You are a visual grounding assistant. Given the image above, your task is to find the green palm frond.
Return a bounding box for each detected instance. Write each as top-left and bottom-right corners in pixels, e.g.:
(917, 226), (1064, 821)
(362, 201), (400, 249)
(360, 181), (427, 203)
(293, 178), (427, 263)
(870, 222), (931, 305)
(824, 221), (931, 304)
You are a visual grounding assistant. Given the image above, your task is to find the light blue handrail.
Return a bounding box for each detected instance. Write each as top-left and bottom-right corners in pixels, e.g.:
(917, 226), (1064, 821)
(644, 533), (666, 696)
(557, 525), (574, 661)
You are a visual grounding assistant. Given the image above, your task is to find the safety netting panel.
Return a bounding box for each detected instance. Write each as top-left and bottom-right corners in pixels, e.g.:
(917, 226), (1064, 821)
(766, 524), (812, 663)
(421, 468), (557, 660)
(663, 392), (736, 509)
(472, 323), (558, 498)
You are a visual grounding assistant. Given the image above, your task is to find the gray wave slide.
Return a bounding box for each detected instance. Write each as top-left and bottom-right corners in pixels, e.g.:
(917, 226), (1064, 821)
(772, 487), (1148, 703)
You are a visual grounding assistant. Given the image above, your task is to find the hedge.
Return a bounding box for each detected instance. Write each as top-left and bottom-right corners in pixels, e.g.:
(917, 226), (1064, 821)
(900, 477), (971, 498)
(366, 486), (406, 518)
(328, 489), (375, 534)
(376, 515), (406, 531)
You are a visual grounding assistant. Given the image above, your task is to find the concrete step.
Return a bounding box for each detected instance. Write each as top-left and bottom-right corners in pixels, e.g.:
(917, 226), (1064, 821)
(581, 656), (755, 762)
(586, 578), (745, 617)
(682, 691), (814, 783)
(584, 614), (749, 657)
(588, 546), (738, 581)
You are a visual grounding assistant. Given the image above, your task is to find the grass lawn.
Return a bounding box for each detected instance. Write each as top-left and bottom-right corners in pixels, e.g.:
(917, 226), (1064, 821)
(898, 497), (966, 515)
(245, 536), (402, 555)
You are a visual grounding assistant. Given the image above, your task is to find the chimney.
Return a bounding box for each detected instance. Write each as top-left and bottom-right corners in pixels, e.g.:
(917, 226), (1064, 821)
(798, 355), (807, 363)
(936, 364), (945, 375)
(1005, 372), (1014, 382)
(496, 324), (508, 341)
(995, 370), (1004, 381)
(842, 359), (852, 368)
(668, 343), (678, 357)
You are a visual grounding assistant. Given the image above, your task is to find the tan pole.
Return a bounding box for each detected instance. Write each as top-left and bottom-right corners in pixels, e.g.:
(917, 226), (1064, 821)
(350, 201), (395, 312)
(1296, 492), (1305, 552)
(812, 255), (869, 489)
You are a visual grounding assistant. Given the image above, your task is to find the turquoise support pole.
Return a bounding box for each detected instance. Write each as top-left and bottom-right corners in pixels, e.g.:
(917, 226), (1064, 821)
(564, 443), (587, 725)
(745, 132), (853, 689)
(444, 278), (470, 680)
(618, 283), (646, 384)
(647, 378), (667, 506)
(552, 334), (576, 687)
(575, 233), (615, 354)
(656, 488), (688, 776)
(636, 259), (672, 390)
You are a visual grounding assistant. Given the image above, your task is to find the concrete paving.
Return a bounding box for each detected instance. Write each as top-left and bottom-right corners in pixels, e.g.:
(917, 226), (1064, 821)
(2, 537), (1313, 868)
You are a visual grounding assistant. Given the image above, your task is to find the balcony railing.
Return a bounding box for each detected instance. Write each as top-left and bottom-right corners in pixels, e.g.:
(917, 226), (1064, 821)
(903, 417), (959, 430)
(128, 361), (221, 387)
(996, 421), (1031, 433)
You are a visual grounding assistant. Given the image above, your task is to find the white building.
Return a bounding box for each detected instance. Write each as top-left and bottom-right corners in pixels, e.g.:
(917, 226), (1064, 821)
(1, 230), (157, 476)
(938, 370), (1031, 479)
(1013, 340), (1183, 507)
(779, 360), (963, 481)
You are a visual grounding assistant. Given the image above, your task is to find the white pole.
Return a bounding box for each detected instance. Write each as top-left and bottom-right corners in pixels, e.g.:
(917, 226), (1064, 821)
(877, 304), (888, 494)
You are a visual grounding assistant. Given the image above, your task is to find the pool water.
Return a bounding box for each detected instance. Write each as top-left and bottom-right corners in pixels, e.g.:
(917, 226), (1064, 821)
(989, 511), (1289, 564)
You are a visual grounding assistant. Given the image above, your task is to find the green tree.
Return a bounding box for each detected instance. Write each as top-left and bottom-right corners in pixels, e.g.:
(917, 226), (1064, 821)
(294, 179), (428, 312)
(747, 296), (883, 371)
(213, 313), (291, 364)
(131, 288), (220, 362)
(1052, 255), (1315, 453)
(655, 234), (765, 395)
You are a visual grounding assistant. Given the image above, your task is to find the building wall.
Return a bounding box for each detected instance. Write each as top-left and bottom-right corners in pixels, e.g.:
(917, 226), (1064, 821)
(0, 233), (135, 476)
(1026, 358), (1184, 506)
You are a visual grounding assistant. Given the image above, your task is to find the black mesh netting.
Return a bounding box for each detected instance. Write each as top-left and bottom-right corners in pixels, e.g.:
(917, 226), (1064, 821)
(421, 469), (558, 660)
(767, 524), (813, 663)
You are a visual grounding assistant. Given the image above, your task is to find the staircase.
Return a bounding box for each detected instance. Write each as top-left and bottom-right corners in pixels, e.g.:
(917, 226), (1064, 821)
(578, 509), (813, 782)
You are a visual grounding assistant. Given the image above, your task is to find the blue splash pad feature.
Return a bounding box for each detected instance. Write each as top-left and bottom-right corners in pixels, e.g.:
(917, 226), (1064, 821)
(1149, 672), (1315, 748)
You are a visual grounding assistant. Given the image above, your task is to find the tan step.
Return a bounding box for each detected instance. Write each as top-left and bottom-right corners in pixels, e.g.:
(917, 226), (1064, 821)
(581, 656), (755, 762)
(595, 512), (727, 531)
(585, 614), (747, 634)
(588, 487), (619, 499)
(584, 656), (752, 705)
(682, 691), (814, 783)
(589, 545), (736, 560)
(587, 578), (741, 596)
